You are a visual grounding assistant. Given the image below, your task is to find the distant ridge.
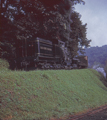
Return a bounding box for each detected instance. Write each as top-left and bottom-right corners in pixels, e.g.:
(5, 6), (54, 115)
(85, 45), (107, 67)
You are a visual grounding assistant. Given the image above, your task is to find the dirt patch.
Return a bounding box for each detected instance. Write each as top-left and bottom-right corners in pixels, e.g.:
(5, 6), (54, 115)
(50, 105), (107, 120)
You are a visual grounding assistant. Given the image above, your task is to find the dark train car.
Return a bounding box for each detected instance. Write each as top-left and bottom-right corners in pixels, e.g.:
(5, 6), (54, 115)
(73, 55), (88, 68)
(11, 37), (88, 70)
(77, 55), (88, 68)
(15, 39), (36, 69)
(15, 37), (64, 69)
(34, 38), (64, 68)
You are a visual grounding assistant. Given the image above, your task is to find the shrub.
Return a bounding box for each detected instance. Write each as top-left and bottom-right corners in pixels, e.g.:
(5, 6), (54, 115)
(0, 59), (9, 70)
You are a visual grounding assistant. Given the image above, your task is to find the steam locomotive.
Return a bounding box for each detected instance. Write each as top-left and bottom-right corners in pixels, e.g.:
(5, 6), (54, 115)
(11, 37), (88, 70)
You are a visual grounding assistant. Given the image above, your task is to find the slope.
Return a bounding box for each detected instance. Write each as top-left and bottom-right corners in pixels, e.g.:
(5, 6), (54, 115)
(0, 59), (107, 120)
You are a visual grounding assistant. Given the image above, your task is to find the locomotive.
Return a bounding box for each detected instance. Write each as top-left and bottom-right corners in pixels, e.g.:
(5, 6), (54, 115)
(11, 37), (88, 70)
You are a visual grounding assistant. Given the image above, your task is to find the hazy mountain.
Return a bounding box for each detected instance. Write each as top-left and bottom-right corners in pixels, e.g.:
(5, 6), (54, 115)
(85, 45), (107, 67)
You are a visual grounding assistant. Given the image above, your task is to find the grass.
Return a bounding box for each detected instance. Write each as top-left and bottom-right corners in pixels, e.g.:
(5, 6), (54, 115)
(0, 59), (107, 120)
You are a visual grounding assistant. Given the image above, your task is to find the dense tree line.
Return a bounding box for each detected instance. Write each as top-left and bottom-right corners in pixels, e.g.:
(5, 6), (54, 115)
(85, 45), (107, 67)
(0, 0), (91, 60)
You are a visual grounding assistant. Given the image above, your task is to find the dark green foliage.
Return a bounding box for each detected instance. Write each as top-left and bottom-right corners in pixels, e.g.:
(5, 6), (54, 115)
(0, 15), (16, 59)
(0, 0), (90, 60)
(68, 11), (91, 57)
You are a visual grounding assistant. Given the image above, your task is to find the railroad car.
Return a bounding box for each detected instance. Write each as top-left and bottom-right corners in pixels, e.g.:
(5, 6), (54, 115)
(11, 37), (88, 70)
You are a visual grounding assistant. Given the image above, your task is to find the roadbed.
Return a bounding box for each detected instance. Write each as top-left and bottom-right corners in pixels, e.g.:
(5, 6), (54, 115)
(67, 105), (107, 120)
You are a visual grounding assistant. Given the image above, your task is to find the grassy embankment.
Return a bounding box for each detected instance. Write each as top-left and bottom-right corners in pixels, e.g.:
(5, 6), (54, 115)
(0, 59), (107, 120)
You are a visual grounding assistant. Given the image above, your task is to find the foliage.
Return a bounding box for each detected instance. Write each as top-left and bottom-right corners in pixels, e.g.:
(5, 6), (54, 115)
(69, 11), (91, 57)
(0, 68), (107, 120)
(85, 45), (107, 67)
(0, 0), (90, 59)
(0, 2), (17, 59)
(0, 59), (9, 70)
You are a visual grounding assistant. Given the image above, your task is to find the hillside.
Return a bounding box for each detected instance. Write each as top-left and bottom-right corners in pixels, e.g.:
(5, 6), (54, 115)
(85, 45), (107, 67)
(0, 59), (107, 120)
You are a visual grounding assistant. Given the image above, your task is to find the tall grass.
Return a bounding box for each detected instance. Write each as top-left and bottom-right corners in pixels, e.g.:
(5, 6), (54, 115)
(0, 61), (107, 119)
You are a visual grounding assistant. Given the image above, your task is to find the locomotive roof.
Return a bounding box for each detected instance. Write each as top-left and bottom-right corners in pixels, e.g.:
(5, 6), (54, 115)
(27, 37), (65, 45)
(36, 37), (52, 44)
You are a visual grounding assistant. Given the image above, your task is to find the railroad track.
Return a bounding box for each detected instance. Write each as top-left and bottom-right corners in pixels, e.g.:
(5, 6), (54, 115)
(67, 105), (107, 120)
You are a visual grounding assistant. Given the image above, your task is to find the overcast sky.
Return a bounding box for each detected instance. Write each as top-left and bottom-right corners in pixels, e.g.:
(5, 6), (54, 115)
(75, 0), (107, 47)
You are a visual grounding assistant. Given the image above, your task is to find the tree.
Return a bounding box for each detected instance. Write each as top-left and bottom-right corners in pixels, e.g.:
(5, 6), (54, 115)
(68, 11), (91, 57)
(0, 0), (89, 60)
(13, 0), (73, 42)
(0, 10), (16, 59)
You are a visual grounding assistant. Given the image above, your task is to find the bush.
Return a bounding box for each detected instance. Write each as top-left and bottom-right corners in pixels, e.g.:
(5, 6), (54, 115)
(0, 59), (9, 70)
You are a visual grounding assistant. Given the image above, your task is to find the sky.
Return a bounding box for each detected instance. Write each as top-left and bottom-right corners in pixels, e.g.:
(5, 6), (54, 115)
(75, 0), (107, 47)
